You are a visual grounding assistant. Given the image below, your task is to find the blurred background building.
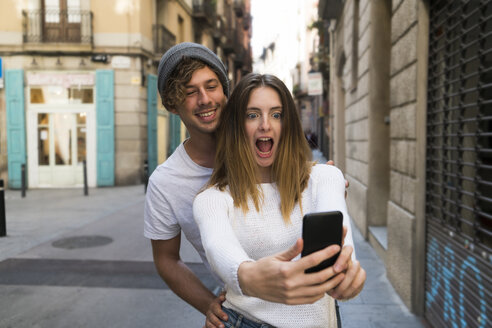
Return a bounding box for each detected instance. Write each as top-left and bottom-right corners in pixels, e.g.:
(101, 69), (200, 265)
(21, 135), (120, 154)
(0, 0), (252, 189)
(252, 0), (329, 161)
(314, 0), (491, 327)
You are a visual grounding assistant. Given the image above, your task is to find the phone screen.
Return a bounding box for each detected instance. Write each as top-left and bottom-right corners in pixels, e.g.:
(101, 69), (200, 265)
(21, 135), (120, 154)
(301, 211), (343, 273)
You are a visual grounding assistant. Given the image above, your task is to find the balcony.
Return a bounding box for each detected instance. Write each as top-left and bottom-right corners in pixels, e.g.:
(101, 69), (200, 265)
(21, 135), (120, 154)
(234, 43), (246, 66)
(153, 24), (176, 56)
(192, 0), (216, 27)
(318, 0), (343, 20)
(22, 9), (93, 44)
(222, 28), (236, 54)
(212, 16), (225, 43)
(233, 0), (244, 17)
(243, 13), (251, 30)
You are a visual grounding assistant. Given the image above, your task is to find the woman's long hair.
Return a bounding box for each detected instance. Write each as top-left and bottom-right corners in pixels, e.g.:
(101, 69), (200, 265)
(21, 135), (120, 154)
(208, 74), (313, 223)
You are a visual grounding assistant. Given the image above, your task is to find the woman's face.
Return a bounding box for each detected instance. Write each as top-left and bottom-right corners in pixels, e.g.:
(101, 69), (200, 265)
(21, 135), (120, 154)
(244, 86), (283, 183)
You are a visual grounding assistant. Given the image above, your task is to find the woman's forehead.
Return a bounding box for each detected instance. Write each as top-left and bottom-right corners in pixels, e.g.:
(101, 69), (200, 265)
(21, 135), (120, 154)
(247, 87), (281, 106)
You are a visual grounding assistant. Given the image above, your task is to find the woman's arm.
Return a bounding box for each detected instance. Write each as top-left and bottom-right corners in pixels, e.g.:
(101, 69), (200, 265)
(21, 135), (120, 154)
(193, 189), (253, 295)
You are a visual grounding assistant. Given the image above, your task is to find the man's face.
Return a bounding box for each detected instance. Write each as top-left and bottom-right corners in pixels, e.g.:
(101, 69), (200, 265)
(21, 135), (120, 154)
(171, 66), (226, 137)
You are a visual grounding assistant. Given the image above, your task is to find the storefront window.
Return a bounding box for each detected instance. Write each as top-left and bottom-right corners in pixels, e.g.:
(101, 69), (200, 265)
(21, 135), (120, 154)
(31, 88), (45, 104)
(30, 86), (93, 105)
(28, 72), (94, 105)
(69, 88), (93, 104)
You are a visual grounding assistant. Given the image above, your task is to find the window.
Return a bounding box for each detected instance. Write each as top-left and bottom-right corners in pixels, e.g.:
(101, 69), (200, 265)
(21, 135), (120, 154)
(42, 0), (81, 42)
(30, 86), (93, 105)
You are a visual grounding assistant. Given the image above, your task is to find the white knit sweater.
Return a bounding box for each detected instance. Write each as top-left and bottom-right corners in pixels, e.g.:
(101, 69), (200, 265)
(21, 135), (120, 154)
(193, 164), (355, 328)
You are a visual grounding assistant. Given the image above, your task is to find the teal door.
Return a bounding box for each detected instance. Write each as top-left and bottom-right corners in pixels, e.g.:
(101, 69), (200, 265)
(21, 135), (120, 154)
(168, 114), (181, 156)
(95, 70), (115, 186)
(147, 74), (158, 174)
(5, 69), (26, 189)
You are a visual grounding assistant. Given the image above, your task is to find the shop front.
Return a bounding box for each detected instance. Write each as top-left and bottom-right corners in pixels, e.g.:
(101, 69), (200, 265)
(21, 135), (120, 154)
(26, 72), (96, 188)
(5, 69), (114, 189)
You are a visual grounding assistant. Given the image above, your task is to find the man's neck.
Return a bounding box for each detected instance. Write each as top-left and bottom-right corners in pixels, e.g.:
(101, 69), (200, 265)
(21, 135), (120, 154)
(183, 133), (216, 168)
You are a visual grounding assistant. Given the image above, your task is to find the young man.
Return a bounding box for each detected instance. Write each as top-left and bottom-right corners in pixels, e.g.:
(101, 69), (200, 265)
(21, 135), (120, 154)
(144, 42), (365, 326)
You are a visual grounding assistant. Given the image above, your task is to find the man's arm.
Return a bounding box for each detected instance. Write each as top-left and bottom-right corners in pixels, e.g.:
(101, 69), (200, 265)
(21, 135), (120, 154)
(151, 235), (218, 315)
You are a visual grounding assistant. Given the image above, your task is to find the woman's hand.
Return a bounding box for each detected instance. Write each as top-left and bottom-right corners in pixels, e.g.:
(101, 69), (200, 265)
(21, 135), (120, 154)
(237, 239), (345, 305)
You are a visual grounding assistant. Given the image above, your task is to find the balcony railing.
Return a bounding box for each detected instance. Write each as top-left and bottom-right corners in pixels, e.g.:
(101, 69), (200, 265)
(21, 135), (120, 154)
(222, 27), (236, 54)
(192, 0), (216, 26)
(22, 9), (93, 44)
(153, 24), (176, 55)
(233, 0), (244, 17)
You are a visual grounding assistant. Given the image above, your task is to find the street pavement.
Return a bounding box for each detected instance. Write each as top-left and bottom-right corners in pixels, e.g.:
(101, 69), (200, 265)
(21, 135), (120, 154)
(0, 162), (425, 327)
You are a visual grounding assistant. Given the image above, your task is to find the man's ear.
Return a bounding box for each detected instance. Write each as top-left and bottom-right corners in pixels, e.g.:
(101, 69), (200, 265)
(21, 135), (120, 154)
(167, 107), (178, 115)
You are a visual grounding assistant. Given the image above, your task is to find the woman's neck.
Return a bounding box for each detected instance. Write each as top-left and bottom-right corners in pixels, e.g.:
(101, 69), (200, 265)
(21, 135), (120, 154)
(258, 167), (272, 183)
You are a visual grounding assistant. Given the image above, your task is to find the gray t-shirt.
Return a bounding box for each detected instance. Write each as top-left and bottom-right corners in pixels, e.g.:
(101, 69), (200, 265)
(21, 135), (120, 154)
(144, 141), (217, 279)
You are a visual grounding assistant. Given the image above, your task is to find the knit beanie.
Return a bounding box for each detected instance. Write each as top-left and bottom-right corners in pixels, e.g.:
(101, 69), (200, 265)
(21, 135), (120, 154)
(157, 42), (230, 101)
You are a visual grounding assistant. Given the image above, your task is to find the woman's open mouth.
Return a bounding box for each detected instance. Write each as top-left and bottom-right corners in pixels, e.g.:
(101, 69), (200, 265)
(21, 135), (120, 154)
(256, 137), (274, 158)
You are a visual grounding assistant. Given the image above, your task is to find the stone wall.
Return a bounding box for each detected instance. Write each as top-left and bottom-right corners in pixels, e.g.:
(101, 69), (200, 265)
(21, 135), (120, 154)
(330, 0), (428, 313)
(114, 58), (149, 185)
(335, 0), (391, 238)
(386, 0), (427, 311)
(344, 0), (371, 237)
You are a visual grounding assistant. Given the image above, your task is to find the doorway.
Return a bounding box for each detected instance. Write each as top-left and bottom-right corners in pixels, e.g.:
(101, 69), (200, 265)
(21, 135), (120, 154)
(26, 72), (96, 188)
(37, 112), (86, 186)
(28, 106), (96, 188)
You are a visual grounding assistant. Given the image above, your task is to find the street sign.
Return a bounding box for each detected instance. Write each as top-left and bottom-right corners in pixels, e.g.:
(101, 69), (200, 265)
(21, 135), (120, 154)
(308, 72), (322, 96)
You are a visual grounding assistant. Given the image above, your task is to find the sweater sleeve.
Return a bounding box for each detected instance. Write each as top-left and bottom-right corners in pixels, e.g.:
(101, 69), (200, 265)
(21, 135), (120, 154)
(312, 165), (356, 261)
(193, 188), (253, 295)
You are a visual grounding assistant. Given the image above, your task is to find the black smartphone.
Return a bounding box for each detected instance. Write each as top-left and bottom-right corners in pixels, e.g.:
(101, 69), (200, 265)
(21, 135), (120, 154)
(301, 211), (343, 273)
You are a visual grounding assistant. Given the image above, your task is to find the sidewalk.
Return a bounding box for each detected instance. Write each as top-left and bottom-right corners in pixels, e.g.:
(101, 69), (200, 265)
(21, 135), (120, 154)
(0, 169), (424, 327)
(0, 185), (146, 263)
(0, 185), (207, 328)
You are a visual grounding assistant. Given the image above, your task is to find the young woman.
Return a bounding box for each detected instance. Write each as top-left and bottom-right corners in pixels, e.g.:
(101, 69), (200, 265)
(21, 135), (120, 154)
(193, 74), (355, 327)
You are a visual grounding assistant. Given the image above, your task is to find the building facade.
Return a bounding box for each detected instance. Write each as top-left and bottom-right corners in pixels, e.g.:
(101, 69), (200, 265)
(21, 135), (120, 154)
(318, 0), (491, 327)
(0, 0), (252, 189)
(252, 0), (324, 150)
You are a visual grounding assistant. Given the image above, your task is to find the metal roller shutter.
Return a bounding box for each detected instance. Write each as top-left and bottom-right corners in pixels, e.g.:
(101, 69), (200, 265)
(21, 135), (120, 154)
(425, 1), (492, 327)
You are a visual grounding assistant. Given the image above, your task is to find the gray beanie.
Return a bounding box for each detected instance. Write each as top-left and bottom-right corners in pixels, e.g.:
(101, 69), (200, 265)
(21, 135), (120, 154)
(157, 42), (230, 102)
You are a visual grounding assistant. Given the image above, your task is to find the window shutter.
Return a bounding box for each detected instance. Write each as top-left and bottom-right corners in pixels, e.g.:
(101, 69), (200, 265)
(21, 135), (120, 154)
(95, 70), (115, 186)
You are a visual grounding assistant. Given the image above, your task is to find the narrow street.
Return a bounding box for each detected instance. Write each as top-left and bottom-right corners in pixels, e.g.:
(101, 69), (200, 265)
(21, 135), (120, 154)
(0, 183), (423, 327)
(0, 186), (217, 328)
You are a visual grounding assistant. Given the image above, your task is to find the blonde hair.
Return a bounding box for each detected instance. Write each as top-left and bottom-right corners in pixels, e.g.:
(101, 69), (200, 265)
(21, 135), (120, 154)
(208, 74), (313, 223)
